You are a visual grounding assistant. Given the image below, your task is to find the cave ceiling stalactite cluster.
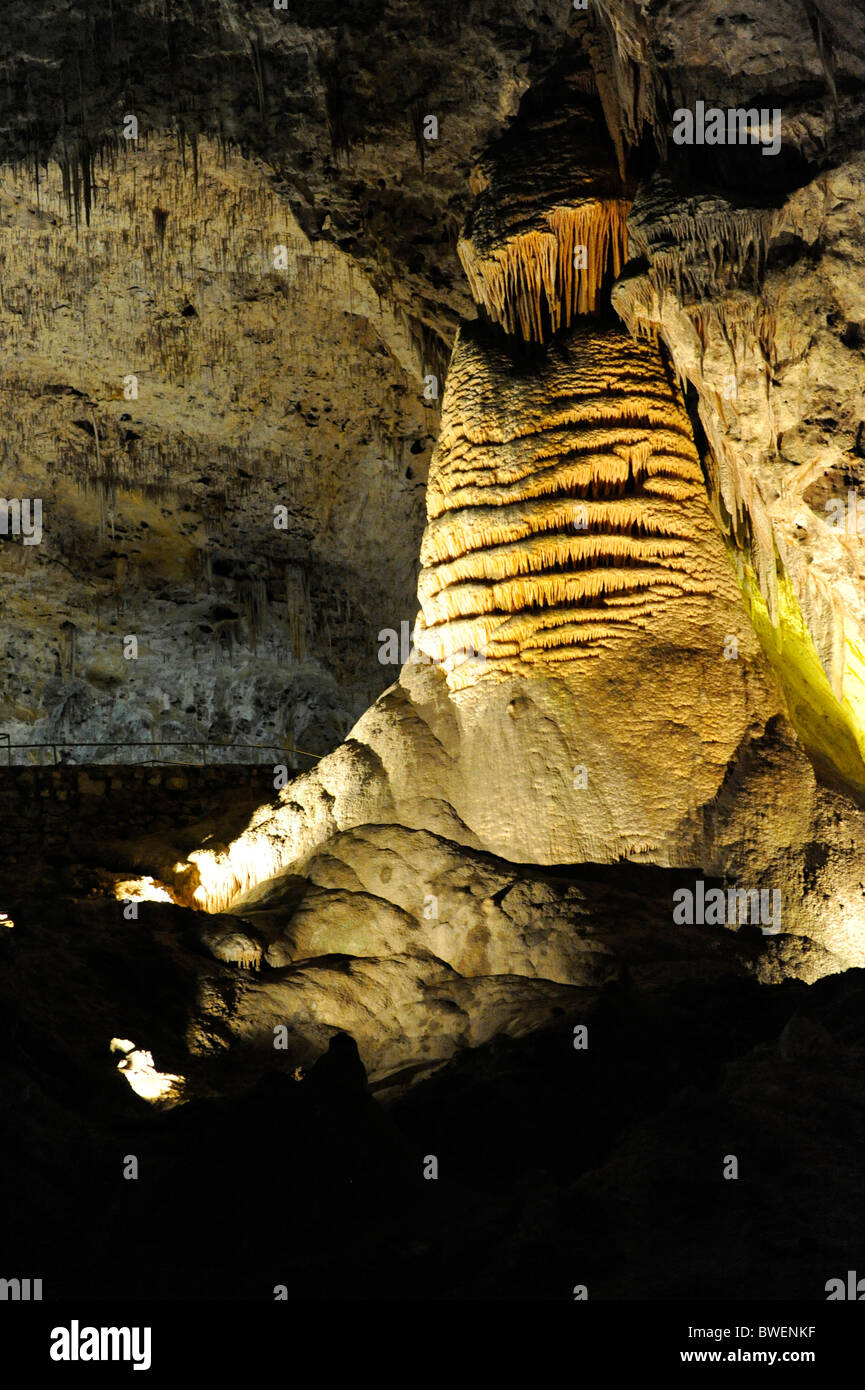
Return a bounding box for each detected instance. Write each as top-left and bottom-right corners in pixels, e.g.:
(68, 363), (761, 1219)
(457, 76), (633, 338)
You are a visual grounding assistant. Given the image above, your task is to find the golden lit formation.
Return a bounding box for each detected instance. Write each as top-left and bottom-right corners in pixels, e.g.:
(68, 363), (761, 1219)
(458, 94), (632, 341)
(415, 324), (726, 685)
(459, 200), (631, 339)
(109, 1037), (185, 1106)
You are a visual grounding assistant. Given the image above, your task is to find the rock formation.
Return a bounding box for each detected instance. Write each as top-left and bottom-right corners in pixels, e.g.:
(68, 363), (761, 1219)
(4, 0), (865, 1307)
(458, 75), (632, 337)
(0, 135), (434, 760)
(109, 78), (865, 1087)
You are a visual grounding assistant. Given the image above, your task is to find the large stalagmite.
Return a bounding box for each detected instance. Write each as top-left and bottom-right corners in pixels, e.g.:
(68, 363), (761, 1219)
(98, 49), (865, 1086)
(142, 296), (865, 1080)
(158, 319), (794, 903)
(417, 322), (759, 680)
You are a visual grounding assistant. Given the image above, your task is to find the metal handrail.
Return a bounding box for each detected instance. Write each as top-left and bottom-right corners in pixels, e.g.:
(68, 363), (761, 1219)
(0, 739), (323, 767)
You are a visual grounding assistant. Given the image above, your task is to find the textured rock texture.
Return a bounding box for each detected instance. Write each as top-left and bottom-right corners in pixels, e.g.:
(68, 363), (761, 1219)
(0, 0), (583, 346)
(99, 0), (865, 1087)
(4, 0), (865, 1227)
(4, 0), (865, 768)
(0, 136), (434, 759)
(119, 309), (865, 1085)
(6, 869), (865, 1299)
(458, 73), (632, 337)
(598, 0), (865, 779)
(0, 1), (595, 760)
(417, 321), (764, 677)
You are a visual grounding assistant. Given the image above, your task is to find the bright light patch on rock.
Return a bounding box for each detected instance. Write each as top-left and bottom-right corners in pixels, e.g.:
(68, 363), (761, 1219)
(110, 1038), (185, 1106)
(113, 876), (175, 904)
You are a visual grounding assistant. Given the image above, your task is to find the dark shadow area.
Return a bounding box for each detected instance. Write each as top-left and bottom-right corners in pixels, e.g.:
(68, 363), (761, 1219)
(1, 816), (864, 1300)
(2, 903), (864, 1299)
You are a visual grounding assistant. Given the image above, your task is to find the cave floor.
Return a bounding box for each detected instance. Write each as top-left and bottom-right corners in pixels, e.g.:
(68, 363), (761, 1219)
(2, 829), (864, 1300)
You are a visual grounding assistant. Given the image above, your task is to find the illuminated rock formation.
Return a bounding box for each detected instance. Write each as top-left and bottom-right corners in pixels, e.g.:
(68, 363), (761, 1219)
(178, 818), (851, 1085)
(7, 0), (865, 1103)
(167, 312), (794, 919)
(416, 321), (754, 682)
(138, 84), (865, 1038)
(612, 164), (865, 794)
(589, 0), (865, 787)
(458, 83), (632, 339)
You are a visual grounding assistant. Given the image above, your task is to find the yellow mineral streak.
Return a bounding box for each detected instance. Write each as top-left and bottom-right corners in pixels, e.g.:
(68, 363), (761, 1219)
(421, 531), (694, 596)
(442, 395), (696, 450)
(422, 565), (695, 624)
(421, 496), (697, 567)
(426, 437), (697, 515)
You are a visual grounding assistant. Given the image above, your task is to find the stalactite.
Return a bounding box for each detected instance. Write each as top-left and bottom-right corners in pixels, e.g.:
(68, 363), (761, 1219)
(58, 620), (77, 680)
(626, 186), (777, 306)
(459, 199), (630, 341)
(285, 566), (309, 661)
(458, 83), (633, 343)
(234, 576), (268, 652)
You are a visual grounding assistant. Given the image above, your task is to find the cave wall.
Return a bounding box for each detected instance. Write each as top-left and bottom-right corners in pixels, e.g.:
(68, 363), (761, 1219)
(5, 1), (865, 769)
(0, 135), (437, 758)
(592, 0), (865, 767)
(0, 1), (590, 760)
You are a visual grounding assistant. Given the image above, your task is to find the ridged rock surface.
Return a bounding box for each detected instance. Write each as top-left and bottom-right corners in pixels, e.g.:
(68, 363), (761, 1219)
(417, 322), (760, 678)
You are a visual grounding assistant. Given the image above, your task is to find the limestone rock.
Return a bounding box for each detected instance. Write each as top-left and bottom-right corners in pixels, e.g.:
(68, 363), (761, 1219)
(459, 73), (633, 339)
(0, 136), (433, 760)
(194, 916), (264, 971)
(612, 161), (865, 793)
(173, 319), (795, 898)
